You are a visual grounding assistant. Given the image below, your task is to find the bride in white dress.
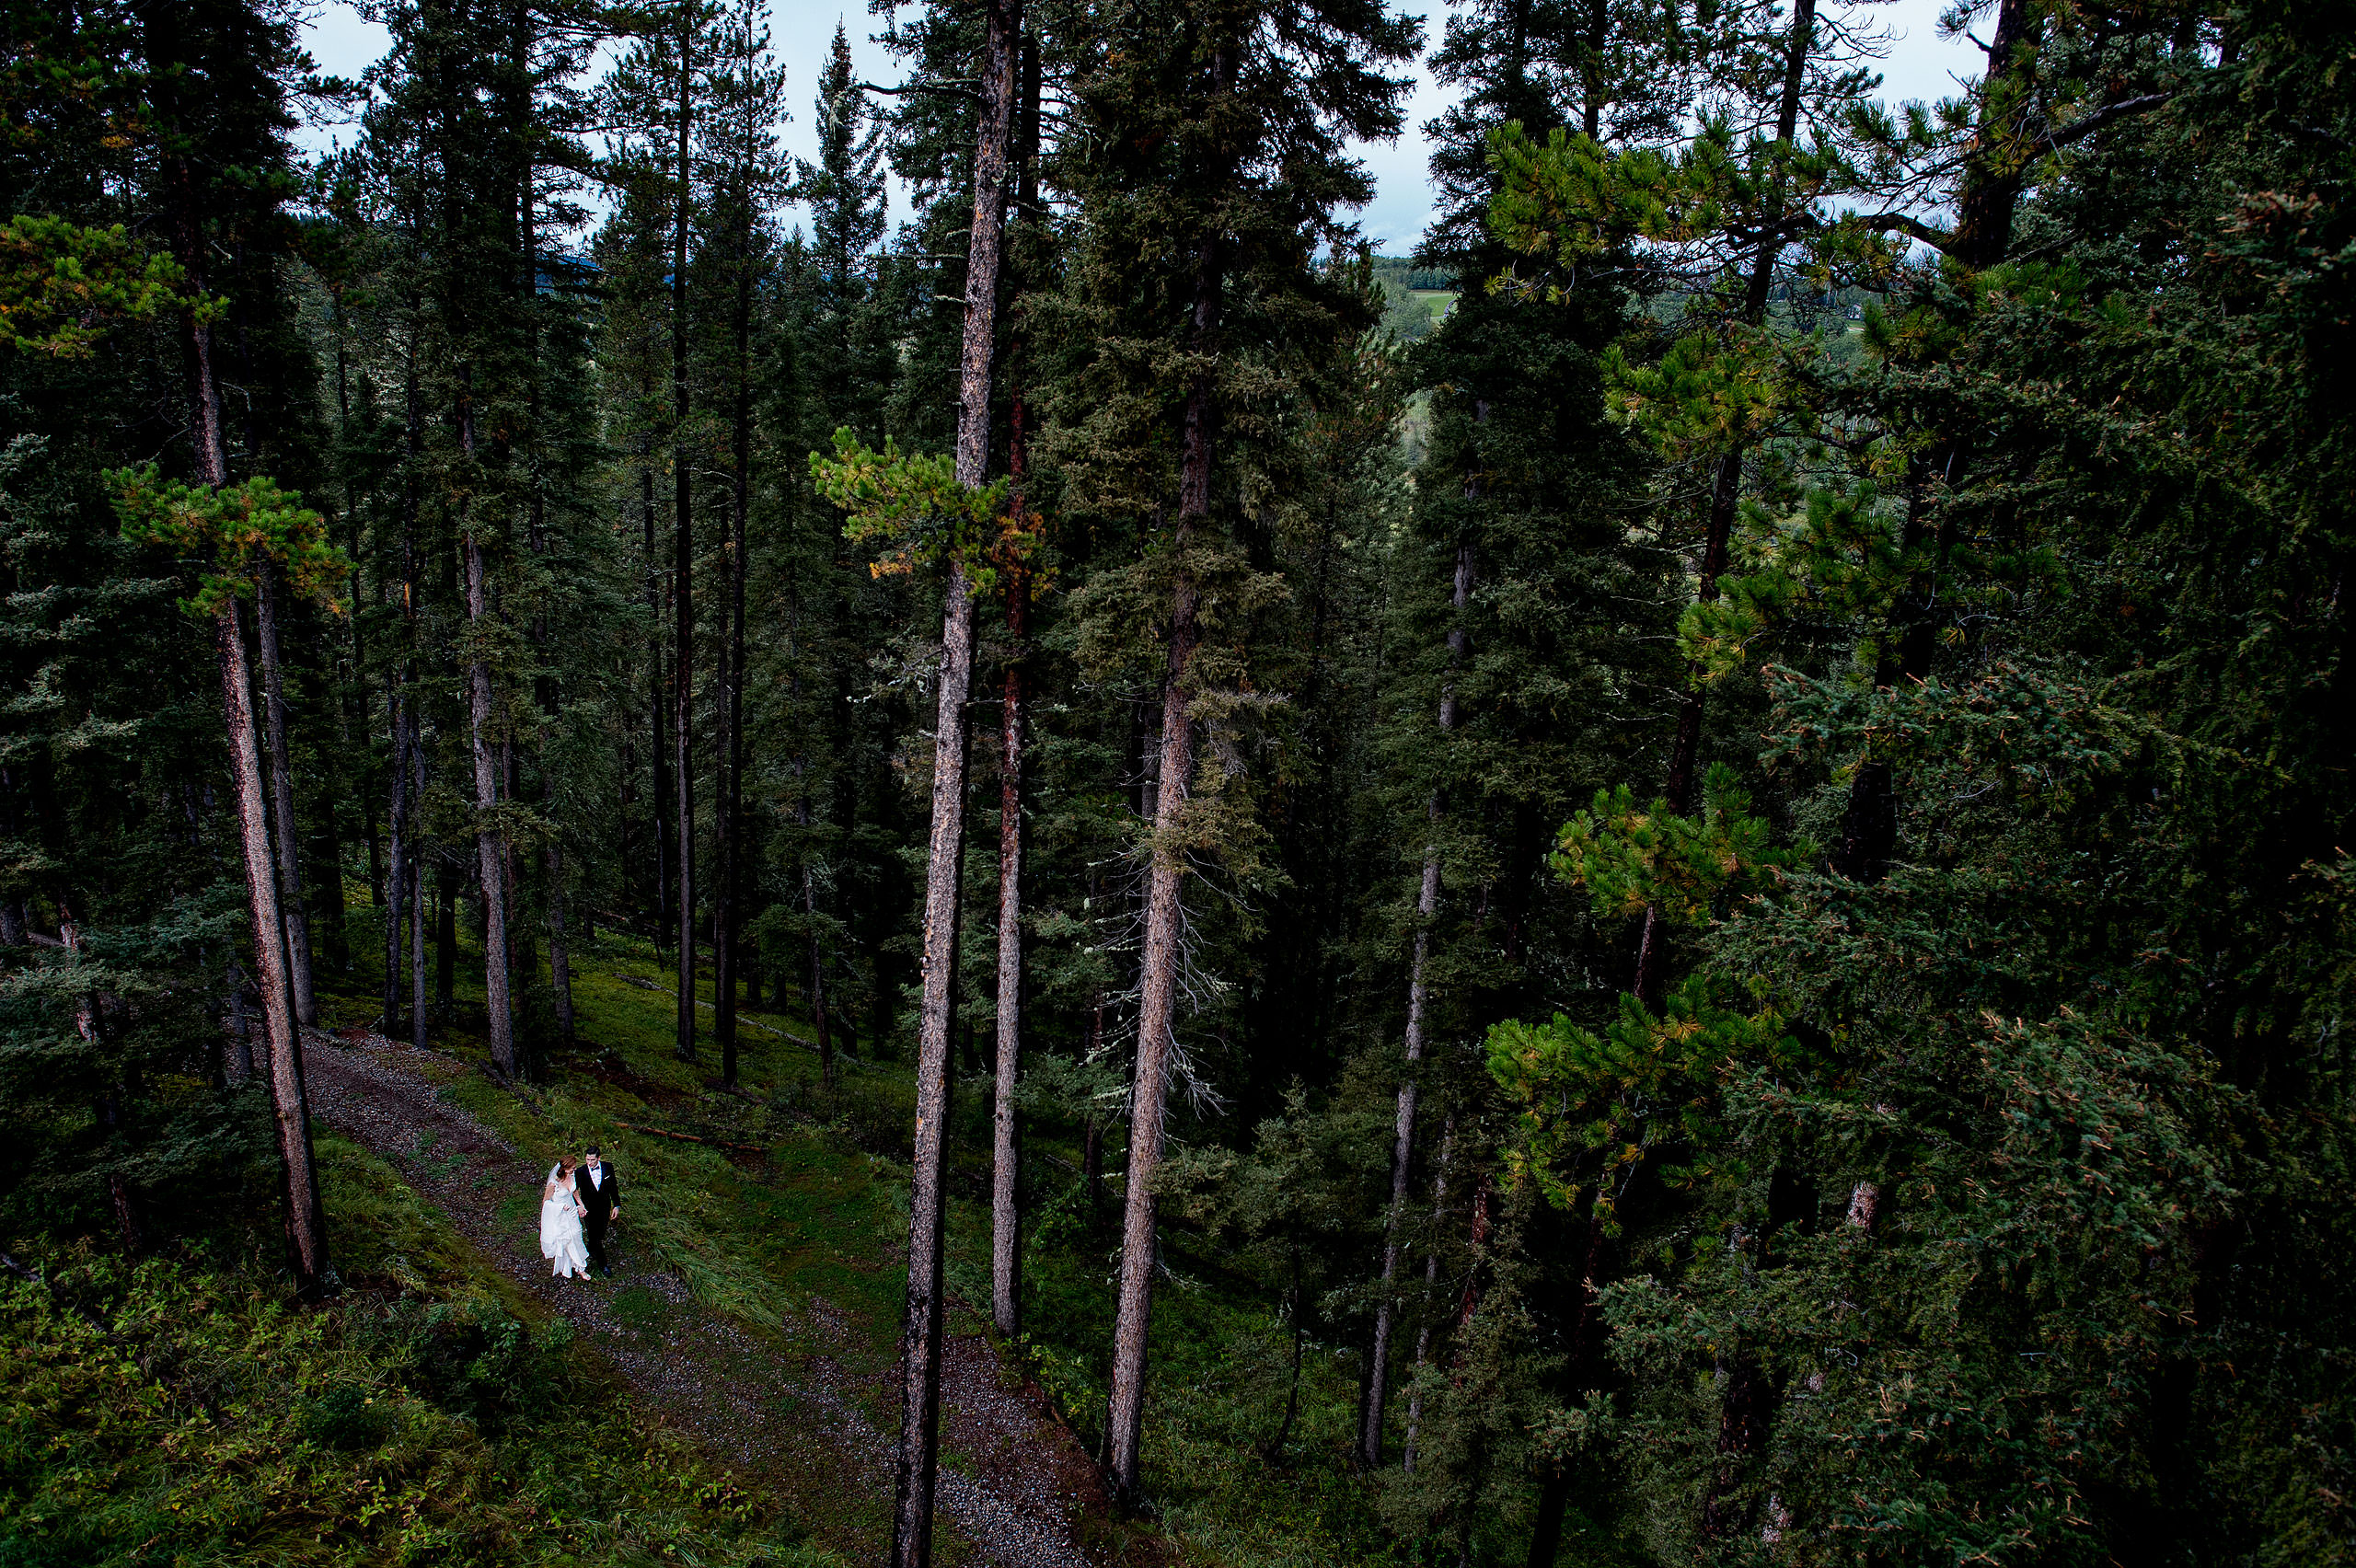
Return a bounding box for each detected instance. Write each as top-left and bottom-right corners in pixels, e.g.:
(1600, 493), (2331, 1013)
(540, 1157), (591, 1280)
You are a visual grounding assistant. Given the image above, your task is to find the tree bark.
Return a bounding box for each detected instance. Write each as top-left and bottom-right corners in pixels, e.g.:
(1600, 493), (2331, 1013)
(1108, 150), (1226, 1503)
(156, 72), (331, 1286)
(716, 163), (755, 1089)
(991, 575), (1025, 1340)
(383, 676), (410, 1038)
(890, 5), (1018, 1560)
(385, 335), (423, 1037)
(1363, 532), (1473, 1468)
(547, 823), (575, 1043)
(224, 958), (256, 1080)
(798, 783), (835, 1087)
(220, 597), (332, 1293)
(1403, 1115), (1455, 1475)
(990, 0), (1045, 1348)
(458, 367), (515, 1078)
(645, 435), (672, 948)
(671, 13), (699, 1066)
(435, 866), (456, 1012)
(1948, 0), (2038, 271)
(410, 794), (429, 1051)
(253, 564), (317, 1026)
(68, 920), (144, 1253)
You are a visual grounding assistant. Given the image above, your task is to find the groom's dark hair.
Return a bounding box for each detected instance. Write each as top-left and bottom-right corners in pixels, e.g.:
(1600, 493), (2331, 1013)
(585, 1146), (601, 1157)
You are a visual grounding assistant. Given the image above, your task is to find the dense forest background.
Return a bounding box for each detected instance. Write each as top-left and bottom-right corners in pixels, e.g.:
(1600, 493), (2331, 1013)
(4, 0), (2353, 1563)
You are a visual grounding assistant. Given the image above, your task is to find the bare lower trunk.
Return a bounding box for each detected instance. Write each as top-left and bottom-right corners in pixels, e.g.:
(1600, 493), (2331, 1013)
(382, 683), (410, 1037)
(645, 440), (672, 950)
(799, 792), (835, 1087)
(891, 571), (976, 1568)
(548, 836), (575, 1044)
(1109, 642), (1193, 1502)
(167, 147), (329, 1286)
(716, 178), (755, 1089)
(461, 516), (514, 1076)
(255, 564), (316, 1026)
(410, 814), (428, 1051)
(70, 923), (144, 1252)
(991, 586), (1025, 1340)
(891, 5), (1018, 1559)
(219, 598), (331, 1294)
(1364, 536), (1473, 1468)
(671, 15), (698, 1066)
(1403, 1115), (1455, 1475)
(1108, 202), (1225, 1503)
(224, 960), (256, 1080)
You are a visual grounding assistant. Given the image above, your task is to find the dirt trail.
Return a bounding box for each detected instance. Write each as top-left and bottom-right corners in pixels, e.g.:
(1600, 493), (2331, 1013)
(302, 1028), (1104, 1568)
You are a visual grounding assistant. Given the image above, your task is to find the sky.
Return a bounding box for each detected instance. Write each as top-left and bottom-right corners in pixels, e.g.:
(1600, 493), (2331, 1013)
(297, 0), (1983, 254)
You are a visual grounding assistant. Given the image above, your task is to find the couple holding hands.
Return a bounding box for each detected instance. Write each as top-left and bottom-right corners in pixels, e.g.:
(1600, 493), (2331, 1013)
(538, 1147), (622, 1281)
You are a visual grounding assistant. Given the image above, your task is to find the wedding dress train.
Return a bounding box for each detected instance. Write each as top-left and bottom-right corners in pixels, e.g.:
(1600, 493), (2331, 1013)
(539, 1167), (590, 1279)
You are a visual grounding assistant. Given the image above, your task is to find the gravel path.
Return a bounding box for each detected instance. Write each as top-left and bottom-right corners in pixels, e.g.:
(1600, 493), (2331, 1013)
(303, 1027), (1097, 1568)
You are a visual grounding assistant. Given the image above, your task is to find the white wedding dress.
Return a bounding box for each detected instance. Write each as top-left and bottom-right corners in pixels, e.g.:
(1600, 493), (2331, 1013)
(539, 1168), (590, 1279)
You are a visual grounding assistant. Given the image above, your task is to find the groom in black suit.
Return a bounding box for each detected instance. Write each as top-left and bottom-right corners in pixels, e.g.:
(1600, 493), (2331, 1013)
(578, 1145), (622, 1276)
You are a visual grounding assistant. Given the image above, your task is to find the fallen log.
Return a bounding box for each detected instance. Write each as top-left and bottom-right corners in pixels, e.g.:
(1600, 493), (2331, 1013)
(615, 1121), (766, 1155)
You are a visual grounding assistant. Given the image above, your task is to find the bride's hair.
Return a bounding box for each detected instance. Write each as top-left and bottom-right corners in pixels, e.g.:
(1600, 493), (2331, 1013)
(545, 1155), (581, 1199)
(559, 1155), (579, 1174)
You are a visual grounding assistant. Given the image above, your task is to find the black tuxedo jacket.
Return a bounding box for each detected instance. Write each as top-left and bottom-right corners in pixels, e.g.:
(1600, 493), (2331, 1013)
(577, 1160), (620, 1228)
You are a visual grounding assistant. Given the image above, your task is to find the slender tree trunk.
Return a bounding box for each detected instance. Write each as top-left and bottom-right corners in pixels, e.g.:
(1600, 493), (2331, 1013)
(383, 678), (410, 1037)
(671, 14), (699, 1065)
(1823, 0), (2037, 885)
(798, 784), (835, 1087)
(69, 920), (144, 1252)
(890, 5), (1018, 1561)
(547, 813), (575, 1043)
(1633, 0), (1817, 1005)
(254, 565), (317, 1026)
(435, 867), (455, 1011)
(314, 777), (350, 973)
(156, 90), (330, 1286)
(716, 193), (754, 1088)
(991, 577), (1025, 1340)
(1403, 1115), (1455, 1475)
(644, 436), (672, 948)
(385, 338), (423, 1035)
(410, 810), (428, 1051)
(1108, 133), (1228, 1499)
(458, 369), (514, 1078)
(220, 596), (332, 1292)
(510, 71), (573, 1053)
(1364, 530), (1474, 1468)
(990, 0), (1045, 1348)
(225, 958), (256, 1080)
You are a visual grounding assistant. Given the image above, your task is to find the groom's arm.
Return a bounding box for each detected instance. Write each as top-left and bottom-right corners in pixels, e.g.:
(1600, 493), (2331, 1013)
(607, 1169), (622, 1219)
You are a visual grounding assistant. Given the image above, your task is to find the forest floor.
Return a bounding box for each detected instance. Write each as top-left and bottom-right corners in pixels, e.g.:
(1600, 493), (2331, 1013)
(299, 1004), (1130, 1566)
(304, 907), (1390, 1568)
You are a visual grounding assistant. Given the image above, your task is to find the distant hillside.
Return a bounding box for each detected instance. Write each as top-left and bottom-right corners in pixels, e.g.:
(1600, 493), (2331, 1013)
(1370, 255), (1455, 292)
